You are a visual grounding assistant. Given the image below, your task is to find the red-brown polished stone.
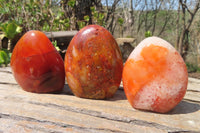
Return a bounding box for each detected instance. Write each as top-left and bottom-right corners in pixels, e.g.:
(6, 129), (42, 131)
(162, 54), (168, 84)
(11, 30), (65, 93)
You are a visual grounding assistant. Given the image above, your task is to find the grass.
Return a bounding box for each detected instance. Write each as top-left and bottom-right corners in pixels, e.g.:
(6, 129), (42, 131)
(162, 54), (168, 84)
(186, 63), (200, 73)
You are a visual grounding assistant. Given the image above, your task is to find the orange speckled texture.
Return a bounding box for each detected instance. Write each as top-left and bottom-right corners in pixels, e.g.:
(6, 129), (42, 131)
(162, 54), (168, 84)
(123, 45), (168, 100)
(65, 25), (123, 99)
(123, 38), (188, 113)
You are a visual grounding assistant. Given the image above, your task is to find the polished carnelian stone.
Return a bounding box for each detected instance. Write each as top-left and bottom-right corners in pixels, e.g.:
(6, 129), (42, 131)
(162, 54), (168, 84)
(123, 37), (188, 113)
(65, 25), (123, 99)
(11, 30), (65, 93)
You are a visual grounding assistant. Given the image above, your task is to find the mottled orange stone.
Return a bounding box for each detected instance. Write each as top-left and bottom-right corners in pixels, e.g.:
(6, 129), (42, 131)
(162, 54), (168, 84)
(123, 39), (188, 113)
(11, 30), (65, 93)
(123, 45), (168, 101)
(65, 25), (123, 99)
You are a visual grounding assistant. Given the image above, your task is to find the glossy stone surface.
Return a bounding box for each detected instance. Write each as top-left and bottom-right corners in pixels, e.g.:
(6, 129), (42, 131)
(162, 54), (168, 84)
(123, 36), (188, 113)
(65, 25), (123, 99)
(11, 30), (65, 93)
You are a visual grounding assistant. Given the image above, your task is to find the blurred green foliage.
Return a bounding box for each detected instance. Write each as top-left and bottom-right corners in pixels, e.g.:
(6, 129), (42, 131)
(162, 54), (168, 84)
(145, 31), (152, 37)
(186, 63), (200, 73)
(0, 0), (71, 32)
(67, 0), (76, 8)
(0, 49), (11, 67)
(0, 21), (22, 40)
(118, 18), (124, 26)
(52, 40), (60, 51)
(0, 0), (106, 32)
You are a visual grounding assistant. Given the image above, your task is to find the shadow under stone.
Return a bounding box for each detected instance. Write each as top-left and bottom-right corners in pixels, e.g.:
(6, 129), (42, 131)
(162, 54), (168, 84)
(108, 87), (127, 101)
(56, 84), (127, 101)
(60, 84), (74, 95)
(168, 100), (200, 115)
(48, 84), (73, 95)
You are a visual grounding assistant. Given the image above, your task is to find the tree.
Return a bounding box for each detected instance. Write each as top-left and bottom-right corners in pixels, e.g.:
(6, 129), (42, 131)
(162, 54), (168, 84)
(61, 0), (102, 30)
(176, 0), (200, 60)
(104, 0), (121, 33)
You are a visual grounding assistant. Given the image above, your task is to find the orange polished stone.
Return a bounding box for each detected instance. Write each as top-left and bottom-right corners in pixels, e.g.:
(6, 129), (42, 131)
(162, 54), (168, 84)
(65, 25), (123, 99)
(123, 37), (188, 113)
(11, 30), (65, 93)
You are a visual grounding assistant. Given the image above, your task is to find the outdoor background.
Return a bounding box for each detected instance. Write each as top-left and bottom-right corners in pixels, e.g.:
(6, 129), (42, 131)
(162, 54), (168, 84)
(0, 0), (200, 73)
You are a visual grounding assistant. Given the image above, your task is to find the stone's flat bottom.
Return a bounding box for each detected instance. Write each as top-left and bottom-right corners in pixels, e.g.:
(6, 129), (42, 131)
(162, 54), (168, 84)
(0, 67), (200, 133)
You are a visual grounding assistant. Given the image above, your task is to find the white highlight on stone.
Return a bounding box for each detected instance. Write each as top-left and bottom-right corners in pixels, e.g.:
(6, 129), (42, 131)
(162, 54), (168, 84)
(72, 46), (78, 57)
(128, 36), (176, 61)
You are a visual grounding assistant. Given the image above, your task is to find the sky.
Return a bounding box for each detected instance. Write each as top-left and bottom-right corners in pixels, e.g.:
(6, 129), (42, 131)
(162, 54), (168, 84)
(101, 0), (199, 10)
